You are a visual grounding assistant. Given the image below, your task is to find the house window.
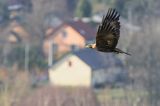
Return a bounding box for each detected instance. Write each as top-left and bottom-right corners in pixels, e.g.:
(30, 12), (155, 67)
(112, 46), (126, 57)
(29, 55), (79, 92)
(62, 30), (67, 38)
(71, 45), (79, 51)
(68, 61), (72, 67)
(52, 43), (58, 54)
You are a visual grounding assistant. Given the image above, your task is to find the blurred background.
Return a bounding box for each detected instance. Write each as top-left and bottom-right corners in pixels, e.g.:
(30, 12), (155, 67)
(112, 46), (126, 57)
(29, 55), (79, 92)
(0, 0), (160, 106)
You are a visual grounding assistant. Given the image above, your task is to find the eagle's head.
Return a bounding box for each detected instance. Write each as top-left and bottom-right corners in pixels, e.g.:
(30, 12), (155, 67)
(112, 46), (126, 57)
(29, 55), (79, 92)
(85, 43), (96, 49)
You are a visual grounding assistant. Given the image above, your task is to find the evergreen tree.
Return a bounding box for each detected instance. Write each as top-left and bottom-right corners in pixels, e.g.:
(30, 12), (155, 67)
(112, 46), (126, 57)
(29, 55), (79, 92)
(7, 45), (47, 70)
(0, 0), (9, 22)
(67, 0), (77, 12)
(75, 0), (92, 17)
(114, 0), (160, 18)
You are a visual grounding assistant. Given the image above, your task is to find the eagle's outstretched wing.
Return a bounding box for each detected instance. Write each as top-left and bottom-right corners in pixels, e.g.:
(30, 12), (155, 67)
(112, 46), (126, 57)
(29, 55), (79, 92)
(96, 8), (120, 49)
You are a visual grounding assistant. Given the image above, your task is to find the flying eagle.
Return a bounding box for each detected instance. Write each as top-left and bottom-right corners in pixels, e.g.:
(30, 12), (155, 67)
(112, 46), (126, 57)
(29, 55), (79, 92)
(85, 8), (131, 55)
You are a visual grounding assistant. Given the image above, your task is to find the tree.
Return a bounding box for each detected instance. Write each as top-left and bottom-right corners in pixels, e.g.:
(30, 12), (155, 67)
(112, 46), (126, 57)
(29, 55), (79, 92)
(7, 45), (47, 70)
(114, 0), (160, 20)
(23, 0), (71, 44)
(75, 0), (92, 17)
(126, 18), (160, 106)
(66, 0), (78, 13)
(0, 0), (9, 23)
(23, 0), (55, 43)
(20, 0), (33, 12)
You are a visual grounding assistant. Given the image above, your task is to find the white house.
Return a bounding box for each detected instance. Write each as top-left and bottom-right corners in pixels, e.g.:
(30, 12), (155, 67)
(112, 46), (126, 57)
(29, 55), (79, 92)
(49, 54), (92, 87)
(49, 49), (129, 88)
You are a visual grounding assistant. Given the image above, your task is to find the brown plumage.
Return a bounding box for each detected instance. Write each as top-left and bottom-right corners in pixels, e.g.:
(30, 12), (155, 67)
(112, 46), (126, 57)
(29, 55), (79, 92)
(85, 8), (131, 55)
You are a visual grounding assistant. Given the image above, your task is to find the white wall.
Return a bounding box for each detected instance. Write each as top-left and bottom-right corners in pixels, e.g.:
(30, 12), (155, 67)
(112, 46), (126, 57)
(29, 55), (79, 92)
(49, 55), (92, 87)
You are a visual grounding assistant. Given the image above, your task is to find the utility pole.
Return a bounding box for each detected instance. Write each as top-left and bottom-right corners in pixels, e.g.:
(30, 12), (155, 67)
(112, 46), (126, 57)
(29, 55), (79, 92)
(128, 7), (133, 36)
(48, 41), (53, 67)
(3, 43), (9, 66)
(25, 43), (29, 73)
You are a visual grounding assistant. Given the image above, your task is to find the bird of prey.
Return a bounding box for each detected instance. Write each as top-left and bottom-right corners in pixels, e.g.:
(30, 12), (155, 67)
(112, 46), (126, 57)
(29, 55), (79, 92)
(85, 8), (131, 55)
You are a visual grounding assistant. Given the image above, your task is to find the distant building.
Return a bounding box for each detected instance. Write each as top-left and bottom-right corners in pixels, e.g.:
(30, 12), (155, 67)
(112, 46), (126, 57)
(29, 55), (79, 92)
(49, 49), (128, 88)
(49, 53), (92, 87)
(0, 20), (30, 44)
(7, 0), (23, 11)
(43, 20), (96, 57)
(7, 21), (30, 43)
(7, 0), (32, 19)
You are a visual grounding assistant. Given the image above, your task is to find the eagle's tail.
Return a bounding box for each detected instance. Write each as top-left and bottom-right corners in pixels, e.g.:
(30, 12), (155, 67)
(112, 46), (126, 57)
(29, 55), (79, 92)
(114, 48), (131, 56)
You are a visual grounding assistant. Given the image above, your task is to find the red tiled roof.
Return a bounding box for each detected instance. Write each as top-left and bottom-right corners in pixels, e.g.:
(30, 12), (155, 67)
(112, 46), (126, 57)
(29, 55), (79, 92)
(67, 20), (96, 40)
(46, 20), (97, 41)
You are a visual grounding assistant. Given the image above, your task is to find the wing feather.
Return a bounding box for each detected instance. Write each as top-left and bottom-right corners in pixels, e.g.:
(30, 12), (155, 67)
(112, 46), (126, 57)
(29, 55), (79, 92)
(96, 8), (120, 49)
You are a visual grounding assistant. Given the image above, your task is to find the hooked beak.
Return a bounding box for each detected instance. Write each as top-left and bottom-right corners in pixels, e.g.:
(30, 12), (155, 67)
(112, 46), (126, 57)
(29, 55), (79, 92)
(85, 44), (92, 48)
